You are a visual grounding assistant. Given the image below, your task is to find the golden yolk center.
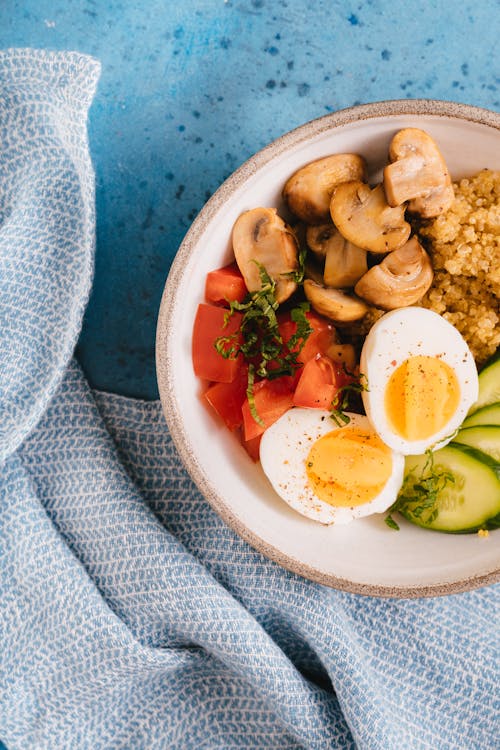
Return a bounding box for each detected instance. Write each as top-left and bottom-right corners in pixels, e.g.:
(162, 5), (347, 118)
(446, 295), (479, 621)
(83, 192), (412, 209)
(385, 355), (460, 441)
(305, 426), (393, 507)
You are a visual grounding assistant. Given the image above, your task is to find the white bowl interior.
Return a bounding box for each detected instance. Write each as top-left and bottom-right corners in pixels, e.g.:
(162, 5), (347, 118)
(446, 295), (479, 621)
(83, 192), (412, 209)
(157, 105), (500, 596)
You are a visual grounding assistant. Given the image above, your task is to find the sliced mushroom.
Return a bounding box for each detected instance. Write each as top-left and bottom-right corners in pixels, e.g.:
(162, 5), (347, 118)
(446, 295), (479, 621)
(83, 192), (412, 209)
(232, 207), (298, 304)
(306, 223), (339, 261)
(354, 236), (434, 310)
(303, 279), (369, 323)
(306, 223), (368, 288)
(383, 128), (454, 217)
(407, 183), (455, 218)
(325, 238), (368, 289)
(283, 153), (367, 224)
(330, 181), (410, 254)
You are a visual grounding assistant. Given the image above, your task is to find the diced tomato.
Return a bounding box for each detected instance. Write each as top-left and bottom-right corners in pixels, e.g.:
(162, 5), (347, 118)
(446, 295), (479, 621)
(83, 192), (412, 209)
(293, 355), (353, 410)
(242, 375), (295, 441)
(301, 326), (338, 364)
(278, 310), (337, 365)
(205, 262), (247, 305)
(203, 365), (248, 430)
(192, 303), (243, 382)
(241, 433), (262, 462)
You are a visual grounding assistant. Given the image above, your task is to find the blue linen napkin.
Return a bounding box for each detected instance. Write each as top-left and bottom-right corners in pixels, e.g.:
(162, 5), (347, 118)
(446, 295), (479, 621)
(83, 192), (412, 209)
(0, 49), (498, 750)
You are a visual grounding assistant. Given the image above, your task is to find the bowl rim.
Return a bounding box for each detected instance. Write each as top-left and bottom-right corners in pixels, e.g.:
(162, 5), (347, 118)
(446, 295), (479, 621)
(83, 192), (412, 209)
(156, 98), (500, 598)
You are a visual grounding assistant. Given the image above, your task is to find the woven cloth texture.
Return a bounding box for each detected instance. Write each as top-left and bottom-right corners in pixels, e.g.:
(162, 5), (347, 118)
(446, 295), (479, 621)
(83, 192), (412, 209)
(0, 49), (498, 750)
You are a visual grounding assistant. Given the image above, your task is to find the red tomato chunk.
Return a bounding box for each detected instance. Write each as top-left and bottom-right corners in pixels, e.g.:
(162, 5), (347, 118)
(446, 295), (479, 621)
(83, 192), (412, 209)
(278, 310), (337, 365)
(205, 262), (247, 305)
(192, 303), (243, 382)
(293, 355), (353, 410)
(203, 365), (248, 430)
(242, 376), (295, 441)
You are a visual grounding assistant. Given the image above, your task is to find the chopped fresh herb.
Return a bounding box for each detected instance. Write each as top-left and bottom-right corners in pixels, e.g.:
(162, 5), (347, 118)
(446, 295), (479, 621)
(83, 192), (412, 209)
(288, 302), (312, 351)
(214, 335), (239, 360)
(283, 242), (307, 284)
(214, 262), (313, 423)
(329, 372), (369, 426)
(384, 514), (400, 531)
(214, 262), (313, 378)
(384, 449), (455, 530)
(329, 408), (351, 427)
(246, 363), (264, 427)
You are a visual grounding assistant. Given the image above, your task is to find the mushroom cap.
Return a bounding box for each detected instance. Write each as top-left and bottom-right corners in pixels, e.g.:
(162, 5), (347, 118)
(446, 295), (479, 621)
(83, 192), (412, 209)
(283, 153), (367, 224)
(330, 181), (411, 254)
(303, 279), (369, 323)
(354, 236), (434, 310)
(232, 207), (298, 304)
(383, 128), (454, 217)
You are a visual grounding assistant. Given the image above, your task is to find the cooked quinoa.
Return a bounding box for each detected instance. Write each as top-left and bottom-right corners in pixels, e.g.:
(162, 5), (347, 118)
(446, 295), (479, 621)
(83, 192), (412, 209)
(418, 169), (500, 367)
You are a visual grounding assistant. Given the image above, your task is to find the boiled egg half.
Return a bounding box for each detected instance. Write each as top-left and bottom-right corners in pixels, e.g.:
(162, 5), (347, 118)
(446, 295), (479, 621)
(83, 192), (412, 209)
(360, 307), (479, 455)
(260, 409), (405, 524)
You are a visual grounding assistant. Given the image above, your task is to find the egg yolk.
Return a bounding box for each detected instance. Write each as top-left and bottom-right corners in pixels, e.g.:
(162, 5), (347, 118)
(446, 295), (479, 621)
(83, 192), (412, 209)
(385, 355), (460, 441)
(305, 426), (393, 507)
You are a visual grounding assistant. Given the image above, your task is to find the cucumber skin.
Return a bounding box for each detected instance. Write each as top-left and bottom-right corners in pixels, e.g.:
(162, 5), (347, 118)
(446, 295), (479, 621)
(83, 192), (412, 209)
(469, 348), (500, 413)
(448, 443), (500, 480)
(452, 425), (500, 462)
(451, 512), (500, 534)
(461, 402), (500, 428)
(399, 444), (500, 534)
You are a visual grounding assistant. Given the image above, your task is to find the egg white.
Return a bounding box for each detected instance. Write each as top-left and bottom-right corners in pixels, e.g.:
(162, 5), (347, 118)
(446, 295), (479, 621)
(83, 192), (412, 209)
(259, 409), (405, 525)
(360, 307), (479, 455)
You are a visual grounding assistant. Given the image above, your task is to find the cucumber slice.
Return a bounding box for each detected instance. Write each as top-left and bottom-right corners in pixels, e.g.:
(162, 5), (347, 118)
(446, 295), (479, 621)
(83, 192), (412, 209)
(469, 349), (500, 413)
(461, 402), (500, 428)
(398, 444), (500, 533)
(453, 425), (500, 462)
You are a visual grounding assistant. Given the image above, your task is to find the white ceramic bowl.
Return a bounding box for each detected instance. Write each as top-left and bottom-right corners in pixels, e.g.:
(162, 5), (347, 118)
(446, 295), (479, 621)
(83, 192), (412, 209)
(156, 100), (500, 597)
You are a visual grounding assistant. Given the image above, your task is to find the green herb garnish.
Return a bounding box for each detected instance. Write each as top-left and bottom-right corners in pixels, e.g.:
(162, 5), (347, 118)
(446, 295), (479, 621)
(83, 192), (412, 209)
(384, 514), (401, 531)
(384, 449), (455, 531)
(215, 262), (313, 422)
(283, 242), (307, 284)
(329, 372), (369, 426)
(215, 263), (312, 377)
(287, 301), (313, 354)
(246, 363), (264, 427)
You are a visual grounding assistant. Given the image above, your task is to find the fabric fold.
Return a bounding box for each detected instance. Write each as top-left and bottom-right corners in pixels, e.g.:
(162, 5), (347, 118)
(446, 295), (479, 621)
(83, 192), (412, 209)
(0, 49), (100, 463)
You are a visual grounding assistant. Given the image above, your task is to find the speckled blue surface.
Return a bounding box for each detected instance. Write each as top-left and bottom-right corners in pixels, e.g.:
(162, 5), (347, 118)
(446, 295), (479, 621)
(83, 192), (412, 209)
(1, 1), (499, 398)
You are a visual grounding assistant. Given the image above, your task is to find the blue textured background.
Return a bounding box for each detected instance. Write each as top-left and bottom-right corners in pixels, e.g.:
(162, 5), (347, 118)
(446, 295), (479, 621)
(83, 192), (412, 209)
(1, 0), (499, 398)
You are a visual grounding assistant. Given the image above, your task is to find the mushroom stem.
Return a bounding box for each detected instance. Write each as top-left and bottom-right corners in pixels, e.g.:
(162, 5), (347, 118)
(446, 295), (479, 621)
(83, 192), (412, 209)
(306, 224), (367, 288)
